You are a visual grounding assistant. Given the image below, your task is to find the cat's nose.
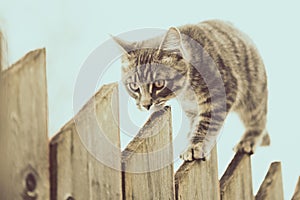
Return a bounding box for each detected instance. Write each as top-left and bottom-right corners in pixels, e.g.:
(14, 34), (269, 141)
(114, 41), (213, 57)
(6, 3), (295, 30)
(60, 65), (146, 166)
(142, 104), (152, 110)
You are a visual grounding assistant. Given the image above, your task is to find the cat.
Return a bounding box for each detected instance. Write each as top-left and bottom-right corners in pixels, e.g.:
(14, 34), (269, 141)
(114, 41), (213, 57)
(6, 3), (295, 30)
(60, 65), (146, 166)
(113, 19), (270, 161)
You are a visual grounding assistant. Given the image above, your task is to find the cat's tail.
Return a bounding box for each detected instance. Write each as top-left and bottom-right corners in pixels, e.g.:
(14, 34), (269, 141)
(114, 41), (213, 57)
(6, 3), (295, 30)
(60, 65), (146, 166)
(260, 131), (271, 146)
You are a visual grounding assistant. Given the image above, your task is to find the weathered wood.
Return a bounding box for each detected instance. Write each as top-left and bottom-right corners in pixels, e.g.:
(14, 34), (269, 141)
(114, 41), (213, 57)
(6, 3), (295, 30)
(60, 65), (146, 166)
(175, 146), (219, 200)
(292, 177), (300, 200)
(122, 106), (174, 200)
(220, 152), (253, 200)
(50, 83), (122, 200)
(0, 49), (49, 199)
(255, 162), (284, 200)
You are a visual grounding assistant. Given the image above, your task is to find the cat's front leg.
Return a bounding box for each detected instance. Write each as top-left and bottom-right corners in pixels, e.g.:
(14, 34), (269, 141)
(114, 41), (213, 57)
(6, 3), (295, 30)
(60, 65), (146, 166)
(179, 111), (207, 161)
(180, 138), (205, 161)
(180, 107), (227, 161)
(180, 126), (209, 161)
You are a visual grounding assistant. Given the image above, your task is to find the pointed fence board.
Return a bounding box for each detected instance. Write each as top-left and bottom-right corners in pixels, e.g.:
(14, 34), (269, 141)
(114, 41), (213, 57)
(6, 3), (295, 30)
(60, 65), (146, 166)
(0, 49), (49, 200)
(0, 28), (291, 199)
(122, 106), (174, 200)
(50, 83), (122, 200)
(292, 177), (300, 200)
(255, 162), (284, 200)
(220, 152), (253, 200)
(175, 146), (219, 200)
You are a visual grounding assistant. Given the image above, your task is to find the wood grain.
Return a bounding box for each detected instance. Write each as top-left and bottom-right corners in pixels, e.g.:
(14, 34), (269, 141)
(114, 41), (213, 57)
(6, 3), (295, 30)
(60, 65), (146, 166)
(122, 106), (174, 200)
(175, 145), (220, 200)
(220, 152), (253, 200)
(0, 49), (49, 199)
(255, 162), (284, 200)
(50, 83), (122, 200)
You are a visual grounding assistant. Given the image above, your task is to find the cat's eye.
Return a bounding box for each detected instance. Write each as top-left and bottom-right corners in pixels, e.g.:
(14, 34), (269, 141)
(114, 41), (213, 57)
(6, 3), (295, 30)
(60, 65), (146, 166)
(153, 80), (165, 90)
(128, 82), (139, 91)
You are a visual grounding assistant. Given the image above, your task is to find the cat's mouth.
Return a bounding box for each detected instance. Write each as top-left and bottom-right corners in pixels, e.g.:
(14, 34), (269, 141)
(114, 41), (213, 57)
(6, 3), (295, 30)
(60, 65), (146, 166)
(156, 101), (166, 106)
(138, 101), (166, 112)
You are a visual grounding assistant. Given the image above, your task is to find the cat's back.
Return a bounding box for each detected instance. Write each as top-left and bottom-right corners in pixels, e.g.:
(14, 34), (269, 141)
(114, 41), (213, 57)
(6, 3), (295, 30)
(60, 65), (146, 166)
(178, 19), (261, 66)
(178, 19), (255, 50)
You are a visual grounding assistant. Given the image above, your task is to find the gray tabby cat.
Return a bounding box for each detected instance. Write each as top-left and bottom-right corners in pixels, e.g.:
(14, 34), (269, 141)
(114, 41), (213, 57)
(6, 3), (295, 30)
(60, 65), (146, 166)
(113, 20), (269, 161)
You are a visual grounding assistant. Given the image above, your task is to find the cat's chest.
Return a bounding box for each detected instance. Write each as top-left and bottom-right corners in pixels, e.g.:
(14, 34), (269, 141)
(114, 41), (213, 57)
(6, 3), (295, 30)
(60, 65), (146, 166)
(178, 86), (199, 117)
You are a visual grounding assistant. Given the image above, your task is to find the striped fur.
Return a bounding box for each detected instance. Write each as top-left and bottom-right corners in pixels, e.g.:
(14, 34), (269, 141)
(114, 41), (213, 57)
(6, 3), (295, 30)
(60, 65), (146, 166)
(114, 20), (269, 161)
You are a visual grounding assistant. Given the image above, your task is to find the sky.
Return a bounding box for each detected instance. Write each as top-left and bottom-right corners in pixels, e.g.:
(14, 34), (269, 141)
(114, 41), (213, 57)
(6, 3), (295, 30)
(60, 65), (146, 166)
(1, 0), (300, 198)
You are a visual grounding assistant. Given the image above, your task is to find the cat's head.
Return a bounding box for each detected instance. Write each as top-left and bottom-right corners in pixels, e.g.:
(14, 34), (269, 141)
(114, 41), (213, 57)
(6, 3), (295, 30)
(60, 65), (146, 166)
(113, 28), (190, 111)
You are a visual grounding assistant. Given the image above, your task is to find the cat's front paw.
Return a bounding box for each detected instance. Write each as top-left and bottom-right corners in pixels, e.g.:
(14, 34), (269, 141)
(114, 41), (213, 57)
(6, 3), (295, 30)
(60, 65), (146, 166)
(180, 143), (205, 161)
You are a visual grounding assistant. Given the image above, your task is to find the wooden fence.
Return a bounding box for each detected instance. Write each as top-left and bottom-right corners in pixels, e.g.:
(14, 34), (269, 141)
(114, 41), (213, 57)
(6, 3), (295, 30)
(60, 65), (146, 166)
(1, 49), (300, 200)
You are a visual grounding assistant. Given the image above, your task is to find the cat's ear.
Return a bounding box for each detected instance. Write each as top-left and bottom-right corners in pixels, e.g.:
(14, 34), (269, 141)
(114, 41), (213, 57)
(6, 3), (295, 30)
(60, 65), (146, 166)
(158, 27), (184, 53)
(111, 35), (135, 55)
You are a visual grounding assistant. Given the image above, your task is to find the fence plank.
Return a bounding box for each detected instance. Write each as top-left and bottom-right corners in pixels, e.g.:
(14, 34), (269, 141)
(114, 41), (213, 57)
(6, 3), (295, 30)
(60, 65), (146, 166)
(50, 83), (122, 200)
(122, 106), (174, 200)
(175, 145), (219, 200)
(255, 162), (284, 200)
(0, 49), (49, 199)
(292, 177), (300, 200)
(220, 152), (253, 200)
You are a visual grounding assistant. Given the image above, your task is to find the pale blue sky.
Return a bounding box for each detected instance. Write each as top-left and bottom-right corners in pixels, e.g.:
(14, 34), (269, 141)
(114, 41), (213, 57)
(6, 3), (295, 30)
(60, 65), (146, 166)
(1, 0), (299, 198)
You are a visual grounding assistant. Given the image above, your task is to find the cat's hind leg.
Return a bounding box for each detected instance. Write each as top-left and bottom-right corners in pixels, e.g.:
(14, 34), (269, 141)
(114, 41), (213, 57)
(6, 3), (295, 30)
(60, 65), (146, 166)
(234, 97), (269, 154)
